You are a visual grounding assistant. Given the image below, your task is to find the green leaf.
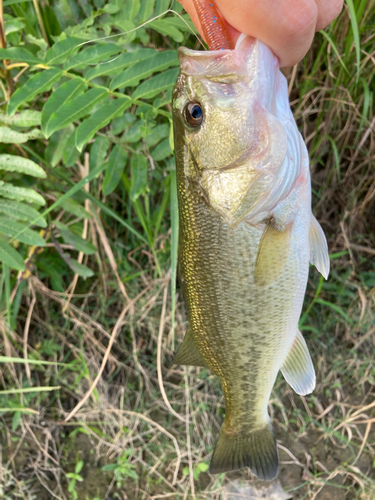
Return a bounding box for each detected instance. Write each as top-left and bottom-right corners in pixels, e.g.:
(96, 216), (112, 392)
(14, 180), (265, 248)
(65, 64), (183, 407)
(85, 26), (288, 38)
(102, 3), (119, 13)
(5, 19), (25, 35)
(3, 0), (32, 4)
(123, 0), (141, 19)
(12, 411), (22, 432)
(0, 126), (44, 143)
(112, 19), (137, 36)
(138, 0), (155, 21)
(45, 37), (81, 66)
(149, 19), (183, 42)
(130, 154), (148, 201)
(358, 78), (370, 135)
(315, 298), (353, 324)
(0, 356), (65, 366)
(346, 0), (361, 83)
(152, 138), (172, 161)
(0, 154), (46, 178)
(54, 221), (96, 254)
(132, 67), (179, 100)
(161, 14), (197, 33)
(102, 463), (118, 472)
(319, 30), (348, 74)
(61, 197), (90, 219)
(63, 129), (80, 167)
(48, 166), (147, 244)
(111, 113), (136, 135)
(76, 97), (132, 152)
(85, 49), (155, 81)
(64, 43), (121, 71)
(42, 78), (87, 137)
(0, 239), (25, 271)
(63, 254), (94, 277)
(25, 34), (48, 52)
(0, 200), (46, 227)
(0, 47), (42, 65)
(123, 121), (143, 143)
(46, 88), (109, 138)
(0, 183), (45, 205)
(8, 68), (63, 117)
(90, 136), (110, 173)
(197, 462), (209, 472)
(45, 126), (75, 167)
(102, 145), (128, 196)
(34, 163), (107, 229)
(110, 50), (178, 90)
(0, 217), (46, 246)
(145, 123), (169, 147)
(0, 110), (41, 127)
(155, 0), (169, 15)
(75, 460), (84, 474)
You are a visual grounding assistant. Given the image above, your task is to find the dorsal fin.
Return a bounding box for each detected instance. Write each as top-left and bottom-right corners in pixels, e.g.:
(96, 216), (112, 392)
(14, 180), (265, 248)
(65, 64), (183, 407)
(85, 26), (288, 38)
(309, 215), (330, 279)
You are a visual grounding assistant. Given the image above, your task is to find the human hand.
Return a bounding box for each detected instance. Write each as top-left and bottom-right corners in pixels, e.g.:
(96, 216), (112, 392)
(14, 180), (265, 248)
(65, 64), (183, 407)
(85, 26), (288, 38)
(178, 0), (343, 67)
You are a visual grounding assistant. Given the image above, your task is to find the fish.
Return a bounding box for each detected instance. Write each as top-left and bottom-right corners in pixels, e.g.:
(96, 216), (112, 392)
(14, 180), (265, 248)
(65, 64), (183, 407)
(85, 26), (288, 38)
(172, 33), (330, 481)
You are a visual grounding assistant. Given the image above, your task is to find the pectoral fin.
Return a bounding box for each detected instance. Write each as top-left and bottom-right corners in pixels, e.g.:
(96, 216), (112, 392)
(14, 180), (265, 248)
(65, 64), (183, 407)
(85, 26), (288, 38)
(255, 223), (291, 287)
(173, 329), (208, 368)
(309, 215), (330, 279)
(281, 330), (315, 396)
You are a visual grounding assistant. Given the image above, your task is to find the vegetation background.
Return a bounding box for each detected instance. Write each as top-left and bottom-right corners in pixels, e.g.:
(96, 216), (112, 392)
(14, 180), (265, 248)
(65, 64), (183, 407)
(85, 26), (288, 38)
(0, 0), (373, 498)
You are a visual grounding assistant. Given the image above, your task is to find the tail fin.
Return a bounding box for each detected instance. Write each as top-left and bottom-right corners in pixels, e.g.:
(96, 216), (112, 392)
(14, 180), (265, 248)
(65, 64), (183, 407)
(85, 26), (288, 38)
(209, 422), (278, 481)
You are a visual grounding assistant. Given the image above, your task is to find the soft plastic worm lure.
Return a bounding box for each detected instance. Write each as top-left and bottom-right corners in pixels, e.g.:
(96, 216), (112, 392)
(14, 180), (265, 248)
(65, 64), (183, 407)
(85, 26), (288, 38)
(192, 0), (233, 50)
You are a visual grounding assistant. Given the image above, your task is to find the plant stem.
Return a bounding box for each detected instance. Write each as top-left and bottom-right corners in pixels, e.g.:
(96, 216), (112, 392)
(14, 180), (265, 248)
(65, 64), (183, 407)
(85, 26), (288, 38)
(32, 0), (49, 47)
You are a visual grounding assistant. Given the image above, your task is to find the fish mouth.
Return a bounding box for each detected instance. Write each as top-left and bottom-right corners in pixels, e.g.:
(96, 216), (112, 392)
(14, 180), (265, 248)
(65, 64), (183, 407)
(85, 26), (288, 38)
(177, 46), (248, 84)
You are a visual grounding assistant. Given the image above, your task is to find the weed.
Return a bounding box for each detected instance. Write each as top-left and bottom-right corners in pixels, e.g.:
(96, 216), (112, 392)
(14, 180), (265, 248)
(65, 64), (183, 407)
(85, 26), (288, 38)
(66, 459), (84, 500)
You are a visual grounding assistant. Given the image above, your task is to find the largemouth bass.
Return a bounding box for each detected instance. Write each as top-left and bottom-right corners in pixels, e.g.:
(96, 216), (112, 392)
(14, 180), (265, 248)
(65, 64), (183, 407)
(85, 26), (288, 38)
(172, 34), (330, 480)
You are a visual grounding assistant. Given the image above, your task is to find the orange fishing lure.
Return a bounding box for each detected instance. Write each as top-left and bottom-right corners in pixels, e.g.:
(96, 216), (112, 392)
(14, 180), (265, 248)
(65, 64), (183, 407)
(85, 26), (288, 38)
(192, 0), (233, 50)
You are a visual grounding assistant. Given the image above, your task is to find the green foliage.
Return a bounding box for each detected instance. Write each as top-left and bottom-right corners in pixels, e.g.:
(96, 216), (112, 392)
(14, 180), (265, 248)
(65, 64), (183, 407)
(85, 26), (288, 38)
(0, 0), (188, 295)
(183, 462), (209, 481)
(102, 448), (139, 487)
(67, 459), (84, 500)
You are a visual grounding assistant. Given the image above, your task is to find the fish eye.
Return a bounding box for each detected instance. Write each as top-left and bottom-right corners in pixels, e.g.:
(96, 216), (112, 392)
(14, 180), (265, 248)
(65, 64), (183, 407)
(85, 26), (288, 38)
(184, 102), (203, 128)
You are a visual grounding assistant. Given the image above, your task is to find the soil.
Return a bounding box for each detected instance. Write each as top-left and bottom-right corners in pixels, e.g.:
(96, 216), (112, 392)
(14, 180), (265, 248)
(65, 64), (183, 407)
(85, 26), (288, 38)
(1, 422), (373, 499)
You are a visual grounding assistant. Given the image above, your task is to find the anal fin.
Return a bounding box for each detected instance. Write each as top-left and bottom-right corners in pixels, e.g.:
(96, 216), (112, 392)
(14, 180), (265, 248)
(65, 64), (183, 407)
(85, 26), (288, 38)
(173, 329), (208, 368)
(309, 214), (330, 279)
(255, 222), (291, 287)
(281, 330), (315, 396)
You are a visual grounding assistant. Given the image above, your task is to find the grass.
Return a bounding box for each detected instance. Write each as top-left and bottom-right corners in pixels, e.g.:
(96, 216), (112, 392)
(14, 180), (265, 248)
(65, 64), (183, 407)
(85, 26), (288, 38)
(0, 0), (374, 499)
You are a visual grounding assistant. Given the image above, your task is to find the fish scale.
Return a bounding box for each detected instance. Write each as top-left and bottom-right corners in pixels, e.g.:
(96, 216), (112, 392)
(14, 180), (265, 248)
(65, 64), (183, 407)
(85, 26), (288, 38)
(172, 35), (330, 480)
(180, 188), (298, 418)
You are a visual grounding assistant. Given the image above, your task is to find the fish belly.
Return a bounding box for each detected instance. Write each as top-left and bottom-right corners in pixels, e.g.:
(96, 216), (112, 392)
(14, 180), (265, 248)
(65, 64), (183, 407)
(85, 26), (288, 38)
(178, 178), (310, 434)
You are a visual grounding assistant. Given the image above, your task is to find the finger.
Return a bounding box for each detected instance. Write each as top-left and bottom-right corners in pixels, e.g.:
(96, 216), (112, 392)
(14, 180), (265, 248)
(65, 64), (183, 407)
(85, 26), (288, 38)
(314, 0), (344, 31)
(179, 0), (318, 68)
(215, 0), (319, 67)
